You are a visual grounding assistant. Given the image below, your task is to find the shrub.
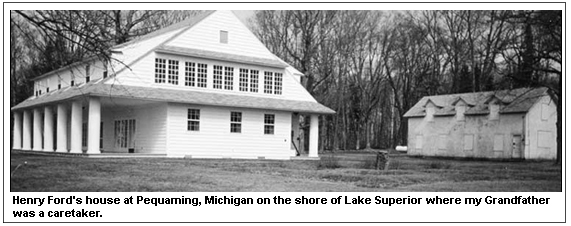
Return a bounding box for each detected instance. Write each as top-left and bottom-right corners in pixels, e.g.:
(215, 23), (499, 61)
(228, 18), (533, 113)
(428, 161), (452, 169)
(317, 155), (341, 169)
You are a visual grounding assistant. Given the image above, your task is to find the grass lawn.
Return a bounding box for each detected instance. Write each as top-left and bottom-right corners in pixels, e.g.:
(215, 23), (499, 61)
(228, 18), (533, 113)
(9, 151), (561, 192)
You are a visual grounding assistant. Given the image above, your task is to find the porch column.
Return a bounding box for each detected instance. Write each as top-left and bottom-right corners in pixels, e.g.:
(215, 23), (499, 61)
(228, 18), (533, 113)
(56, 104), (68, 152)
(308, 114), (319, 157)
(43, 106), (54, 152)
(32, 108), (43, 151)
(87, 97), (101, 154)
(70, 101), (83, 153)
(12, 111), (22, 150)
(22, 110), (32, 151)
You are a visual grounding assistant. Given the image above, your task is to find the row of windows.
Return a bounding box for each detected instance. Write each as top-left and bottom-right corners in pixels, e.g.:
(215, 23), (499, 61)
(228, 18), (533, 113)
(187, 109), (275, 135)
(36, 63), (109, 97)
(155, 58), (282, 95)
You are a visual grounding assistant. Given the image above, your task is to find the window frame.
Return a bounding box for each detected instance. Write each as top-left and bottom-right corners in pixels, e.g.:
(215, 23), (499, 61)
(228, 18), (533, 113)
(264, 114), (275, 135)
(213, 65), (223, 89)
(220, 30), (229, 44)
(155, 58), (167, 83)
(167, 59), (179, 85)
(230, 111), (242, 133)
(187, 109), (201, 132)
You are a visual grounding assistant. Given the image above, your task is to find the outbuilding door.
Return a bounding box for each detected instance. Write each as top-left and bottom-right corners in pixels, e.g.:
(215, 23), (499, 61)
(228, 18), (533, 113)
(114, 119), (136, 153)
(511, 135), (523, 159)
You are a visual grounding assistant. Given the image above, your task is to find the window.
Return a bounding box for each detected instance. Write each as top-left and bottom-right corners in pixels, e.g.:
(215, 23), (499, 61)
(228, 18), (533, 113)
(185, 62), (196, 87)
(463, 135), (474, 151)
(415, 135), (423, 149)
(230, 112), (242, 133)
(220, 30), (228, 44)
(71, 80), (75, 87)
(103, 61), (108, 78)
(250, 70), (259, 93)
(103, 71), (108, 78)
(167, 59), (179, 85)
(541, 103), (549, 120)
(187, 109), (200, 131)
(274, 73), (283, 95)
(197, 63), (207, 88)
(493, 134), (504, 151)
(85, 65), (90, 83)
(155, 58), (167, 83)
(58, 78), (62, 90)
(239, 68), (249, 92)
(224, 66), (234, 90)
(46, 87), (50, 93)
(264, 71), (273, 94)
(438, 135), (447, 150)
(264, 114), (275, 135)
(213, 65), (223, 89)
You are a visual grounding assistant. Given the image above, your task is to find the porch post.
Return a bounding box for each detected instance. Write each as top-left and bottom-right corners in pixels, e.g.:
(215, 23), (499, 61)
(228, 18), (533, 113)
(309, 114), (319, 158)
(87, 97), (101, 154)
(22, 110), (32, 151)
(43, 106), (54, 152)
(70, 101), (83, 153)
(56, 104), (68, 152)
(32, 108), (43, 151)
(12, 111), (22, 150)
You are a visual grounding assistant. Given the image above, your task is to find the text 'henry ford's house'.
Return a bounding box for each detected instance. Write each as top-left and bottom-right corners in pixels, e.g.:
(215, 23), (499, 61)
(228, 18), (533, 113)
(404, 88), (557, 160)
(11, 11), (335, 159)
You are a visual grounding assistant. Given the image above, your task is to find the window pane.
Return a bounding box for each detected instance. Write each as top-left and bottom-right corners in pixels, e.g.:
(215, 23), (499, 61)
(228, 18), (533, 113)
(213, 65), (223, 89)
(197, 63), (208, 88)
(155, 58), (166, 83)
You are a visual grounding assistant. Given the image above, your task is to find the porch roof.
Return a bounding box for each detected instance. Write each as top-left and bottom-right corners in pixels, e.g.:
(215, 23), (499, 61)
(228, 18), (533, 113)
(11, 81), (335, 115)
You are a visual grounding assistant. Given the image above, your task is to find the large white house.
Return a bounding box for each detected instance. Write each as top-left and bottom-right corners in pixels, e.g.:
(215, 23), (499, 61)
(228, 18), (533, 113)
(404, 88), (557, 160)
(11, 11), (335, 160)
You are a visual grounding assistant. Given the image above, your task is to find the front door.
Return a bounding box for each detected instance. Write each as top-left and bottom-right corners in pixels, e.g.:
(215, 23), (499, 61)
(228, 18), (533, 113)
(114, 119), (136, 153)
(512, 135), (523, 159)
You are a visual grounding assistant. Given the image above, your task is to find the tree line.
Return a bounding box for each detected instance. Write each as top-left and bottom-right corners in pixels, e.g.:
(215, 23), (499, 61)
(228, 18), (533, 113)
(251, 10), (561, 163)
(10, 10), (561, 162)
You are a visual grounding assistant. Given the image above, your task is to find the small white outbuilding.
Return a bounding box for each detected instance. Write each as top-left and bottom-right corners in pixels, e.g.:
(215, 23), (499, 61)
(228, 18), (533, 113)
(404, 88), (557, 160)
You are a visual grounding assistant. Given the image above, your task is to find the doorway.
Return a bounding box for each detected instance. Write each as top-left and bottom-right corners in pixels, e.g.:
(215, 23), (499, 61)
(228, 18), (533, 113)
(511, 135), (523, 159)
(114, 119), (136, 153)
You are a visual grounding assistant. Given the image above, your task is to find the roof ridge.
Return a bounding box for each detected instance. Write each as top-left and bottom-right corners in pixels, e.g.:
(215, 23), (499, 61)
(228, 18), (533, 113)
(112, 10), (216, 50)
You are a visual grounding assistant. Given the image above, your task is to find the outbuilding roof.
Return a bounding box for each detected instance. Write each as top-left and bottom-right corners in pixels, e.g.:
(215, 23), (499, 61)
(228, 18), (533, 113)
(403, 87), (548, 118)
(11, 81), (335, 114)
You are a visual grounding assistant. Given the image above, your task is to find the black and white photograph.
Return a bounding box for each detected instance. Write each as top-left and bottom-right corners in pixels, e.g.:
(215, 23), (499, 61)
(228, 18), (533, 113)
(6, 2), (564, 223)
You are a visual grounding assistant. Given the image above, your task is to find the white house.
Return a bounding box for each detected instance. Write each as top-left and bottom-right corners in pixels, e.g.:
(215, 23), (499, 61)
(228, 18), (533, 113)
(11, 11), (335, 160)
(403, 88), (557, 160)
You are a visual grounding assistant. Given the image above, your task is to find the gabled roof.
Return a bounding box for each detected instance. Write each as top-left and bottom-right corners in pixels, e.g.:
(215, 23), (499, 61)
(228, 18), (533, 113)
(112, 11), (215, 50)
(12, 81), (335, 114)
(403, 87), (548, 118)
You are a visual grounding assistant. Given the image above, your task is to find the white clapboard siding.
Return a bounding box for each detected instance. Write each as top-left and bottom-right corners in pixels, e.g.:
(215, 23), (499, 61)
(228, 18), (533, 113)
(166, 11), (277, 60)
(166, 103), (293, 159)
(35, 59), (108, 95)
(101, 103), (168, 154)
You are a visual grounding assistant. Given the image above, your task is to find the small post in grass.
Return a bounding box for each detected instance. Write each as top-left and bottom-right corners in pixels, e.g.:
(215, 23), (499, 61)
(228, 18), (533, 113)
(375, 151), (390, 170)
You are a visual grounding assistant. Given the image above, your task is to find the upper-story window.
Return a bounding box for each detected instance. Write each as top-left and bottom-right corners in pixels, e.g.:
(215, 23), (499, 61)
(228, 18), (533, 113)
(224, 66), (234, 90)
(264, 72), (273, 94)
(274, 73), (283, 95)
(185, 62), (196, 87)
(167, 59), (179, 85)
(220, 30), (228, 44)
(239, 69), (260, 93)
(239, 69), (249, 92)
(197, 63), (207, 88)
(250, 70), (259, 93)
(58, 77), (62, 90)
(155, 58), (167, 83)
(213, 65), (223, 89)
